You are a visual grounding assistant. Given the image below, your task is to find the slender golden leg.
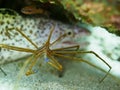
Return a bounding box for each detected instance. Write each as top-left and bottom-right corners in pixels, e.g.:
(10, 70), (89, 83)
(16, 28), (39, 49)
(52, 45), (80, 51)
(14, 54), (36, 90)
(54, 52), (111, 83)
(54, 50), (111, 72)
(45, 26), (55, 45)
(6, 28), (38, 49)
(47, 54), (63, 71)
(25, 52), (43, 76)
(0, 44), (35, 53)
(50, 33), (67, 46)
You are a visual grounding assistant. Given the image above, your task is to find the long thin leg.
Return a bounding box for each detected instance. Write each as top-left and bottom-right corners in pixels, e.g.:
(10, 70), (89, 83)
(50, 33), (67, 46)
(25, 52), (43, 76)
(0, 44), (36, 53)
(7, 28), (38, 49)
(52, 45), (79, 51)
(49, 26), (76, 48)
(15, 28), (39, 49)
(54, 50), (111, 72)
(14, 54), (36, 90)
(54, 53), (111, 83)
(45, 26), (55, 45)
(47, 27), (80, 51)
(50, 31), (79, 51)
(44, 25), (78, 51)
(47, 54), (63, 71)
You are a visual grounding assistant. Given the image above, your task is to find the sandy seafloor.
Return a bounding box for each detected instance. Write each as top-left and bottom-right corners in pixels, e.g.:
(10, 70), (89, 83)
(0, 26), (120, 90)
(0, 56), (120, 90)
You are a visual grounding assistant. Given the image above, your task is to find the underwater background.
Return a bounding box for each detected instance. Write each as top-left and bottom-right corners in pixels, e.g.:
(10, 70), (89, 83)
(0, 0), (120, 90)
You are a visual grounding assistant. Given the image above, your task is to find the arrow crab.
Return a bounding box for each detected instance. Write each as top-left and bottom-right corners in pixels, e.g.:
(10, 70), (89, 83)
(0, 25), (111, 83)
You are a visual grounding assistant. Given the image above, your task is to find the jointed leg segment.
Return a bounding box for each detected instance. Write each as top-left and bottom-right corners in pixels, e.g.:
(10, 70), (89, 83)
(48, 54), (63, 71)
(0, 44), (36, 53)
(6, 28), (38, 49)
(25, 53), (42, 76)
(53, 50), (111, 82)
(53, 45), (80, 51)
